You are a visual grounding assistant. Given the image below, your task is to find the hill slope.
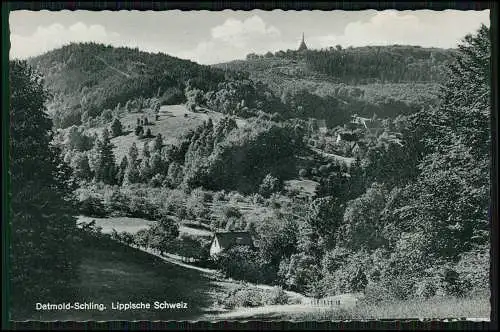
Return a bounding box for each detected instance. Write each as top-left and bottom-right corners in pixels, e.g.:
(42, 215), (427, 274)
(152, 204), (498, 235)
(29, 42), (227, 129)
(212, 45), (456, 118)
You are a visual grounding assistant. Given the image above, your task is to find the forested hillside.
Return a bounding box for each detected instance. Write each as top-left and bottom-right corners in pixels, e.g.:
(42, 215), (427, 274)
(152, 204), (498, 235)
(217, 45), (456, 84)
(213, 45), (456, 124)
(28, 42), (227, 129)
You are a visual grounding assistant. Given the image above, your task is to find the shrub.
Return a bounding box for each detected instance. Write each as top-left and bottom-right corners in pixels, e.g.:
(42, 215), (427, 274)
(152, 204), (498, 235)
(215, 245), (268, 283)
(362, 282), (394, 304)
(149, 174), (164, 187)
(223, 206), (242, 219)
(265, 286), (290, 305)
(218, 286), (263, 309)
(251, 193), (265, 205)
(135, 125), (144, 136)
(186, 188), (209, 220)
(213, 190), (227, 202)
(454, 248), (489, 293)
(228, 191), (245, 203)
(298, 168), (308, 178)
(218, 285), (294, 309)
(78, 193), (107, 217)
(259, 174), (282, 198)
(279, 253), (321, 295)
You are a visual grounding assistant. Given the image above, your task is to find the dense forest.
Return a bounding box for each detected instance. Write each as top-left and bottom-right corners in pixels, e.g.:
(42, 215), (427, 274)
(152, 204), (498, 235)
(10, 25), (490, 318)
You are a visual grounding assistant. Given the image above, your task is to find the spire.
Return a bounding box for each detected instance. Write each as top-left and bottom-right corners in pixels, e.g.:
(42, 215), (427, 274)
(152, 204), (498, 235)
(298, 32), (308, 51)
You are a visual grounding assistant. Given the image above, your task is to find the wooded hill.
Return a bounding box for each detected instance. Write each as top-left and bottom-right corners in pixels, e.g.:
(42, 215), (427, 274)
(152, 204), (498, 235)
(28, 42), (227, 129)
(214, 45), (457, 85)
(29, 43), (455, 131)
(212, 45), (456, 121)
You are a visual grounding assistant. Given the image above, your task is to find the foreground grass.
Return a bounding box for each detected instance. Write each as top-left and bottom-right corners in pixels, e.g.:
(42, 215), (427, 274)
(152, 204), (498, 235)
(12, 239), (236, 321)
(275, 296), (490, 321)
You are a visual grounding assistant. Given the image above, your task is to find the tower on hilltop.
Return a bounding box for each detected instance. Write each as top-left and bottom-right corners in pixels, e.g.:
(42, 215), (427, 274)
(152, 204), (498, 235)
(298, 32), (308, 51)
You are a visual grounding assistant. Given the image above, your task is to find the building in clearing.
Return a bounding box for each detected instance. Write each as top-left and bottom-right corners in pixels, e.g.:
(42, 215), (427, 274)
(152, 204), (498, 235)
(209, 231), (254, 257)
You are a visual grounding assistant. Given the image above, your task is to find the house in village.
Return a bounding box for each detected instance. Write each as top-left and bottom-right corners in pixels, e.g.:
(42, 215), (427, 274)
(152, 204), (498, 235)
(308, 118), (328, 134)
(209, 231), (254, 257)
(317, 119), (327, 134)
(350, 114), (383, 136)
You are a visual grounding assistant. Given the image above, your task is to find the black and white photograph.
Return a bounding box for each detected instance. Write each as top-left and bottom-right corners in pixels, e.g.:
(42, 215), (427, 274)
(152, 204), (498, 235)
(6, 7), (492, 323)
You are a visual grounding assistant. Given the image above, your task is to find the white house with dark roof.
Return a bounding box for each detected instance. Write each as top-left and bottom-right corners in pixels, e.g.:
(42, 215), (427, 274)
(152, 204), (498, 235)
(209, 231), (254, 257)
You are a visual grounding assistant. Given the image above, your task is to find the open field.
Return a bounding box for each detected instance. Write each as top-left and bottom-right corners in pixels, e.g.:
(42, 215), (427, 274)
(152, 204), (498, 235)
(87, 104), (247, 162)
(77, 215), (154, 234)
(284, 179), (319, 197)
(179, 225), (213, 238)
(77, 215), (213, 239)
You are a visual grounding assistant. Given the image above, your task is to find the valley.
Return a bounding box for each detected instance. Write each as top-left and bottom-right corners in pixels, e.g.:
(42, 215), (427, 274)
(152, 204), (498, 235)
(10, 24), (491, 321)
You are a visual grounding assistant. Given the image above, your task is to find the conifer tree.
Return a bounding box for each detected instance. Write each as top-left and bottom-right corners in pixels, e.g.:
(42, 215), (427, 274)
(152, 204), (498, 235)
(94, 128), (117, 184)
(111, 117), (123, 137)
(116, 155), (128, 185)
(10, 60), (81, 313)
(129, 142), (139, 165)
(153, 133), (163, 152)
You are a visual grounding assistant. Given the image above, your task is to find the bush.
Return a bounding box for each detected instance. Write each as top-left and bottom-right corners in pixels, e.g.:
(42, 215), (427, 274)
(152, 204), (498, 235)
(215, 245), (270, 283)
(454, 248), (489, 294)
(251, 193), (265, 205)
(218, 286), (263, 309)
(223, 206), (242, 219)
(213, 190), (227, 202)
(265, 286), (290, 305)
(228, 191), (245, 203)
(298, 168), (308, 178)
(135, 125), (144, 136)
(362, 282), (394, 304)
(78, 193), (107, 217)
(149, 174), (164, 187)
(218, 285), (294, 309)
(259, 174), (282, 198)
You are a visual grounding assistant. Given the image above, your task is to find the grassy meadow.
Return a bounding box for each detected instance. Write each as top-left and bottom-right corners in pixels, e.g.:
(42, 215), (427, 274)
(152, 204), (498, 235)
(13, 238), (240, 321)
(87, 104), (247, 162)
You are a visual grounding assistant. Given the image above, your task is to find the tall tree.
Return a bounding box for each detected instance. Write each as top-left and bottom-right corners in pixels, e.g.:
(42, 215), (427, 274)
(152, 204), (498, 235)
(116, 155), (128, 185)
(393, 25), (491, 259)
(123, 143), (140, 185)
(94, 128), (117, 184)
(9, 60), (81, 314)
(153, 133), (163, 152)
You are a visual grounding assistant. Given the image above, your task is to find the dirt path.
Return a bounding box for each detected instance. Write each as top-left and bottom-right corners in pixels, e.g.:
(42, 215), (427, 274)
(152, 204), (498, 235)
(204, 293), (360, 321)
(134, 245), (311, 304)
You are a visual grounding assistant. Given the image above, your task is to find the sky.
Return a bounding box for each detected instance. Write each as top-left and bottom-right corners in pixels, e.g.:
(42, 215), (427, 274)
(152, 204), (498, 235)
(9, 9), (490, 65)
